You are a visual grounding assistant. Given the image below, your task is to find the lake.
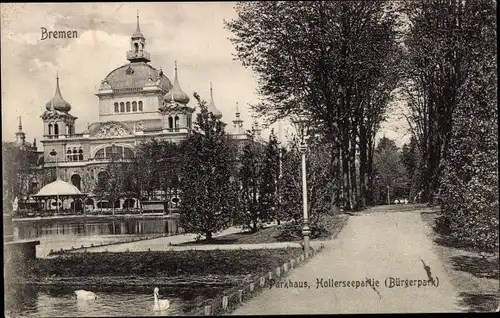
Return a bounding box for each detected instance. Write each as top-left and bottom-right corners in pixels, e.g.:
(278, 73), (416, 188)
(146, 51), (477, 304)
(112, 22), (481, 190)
(4, 284), (225, 317)
(11, 217), (181, 257)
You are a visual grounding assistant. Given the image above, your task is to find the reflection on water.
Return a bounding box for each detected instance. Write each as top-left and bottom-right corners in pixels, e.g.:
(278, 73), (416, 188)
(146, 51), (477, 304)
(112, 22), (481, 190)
(5, 284), (224, 317)
(12, 218), (180, 258)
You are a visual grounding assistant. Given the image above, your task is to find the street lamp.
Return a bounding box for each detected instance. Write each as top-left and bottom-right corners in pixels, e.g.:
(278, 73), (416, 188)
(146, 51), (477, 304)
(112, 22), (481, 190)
(292, 110), (311, 255)
(49, 149), (60, 215)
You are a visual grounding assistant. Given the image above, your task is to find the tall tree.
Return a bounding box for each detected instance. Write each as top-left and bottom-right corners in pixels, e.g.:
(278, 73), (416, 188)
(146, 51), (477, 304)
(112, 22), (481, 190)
(259, 129), (281, 223)
(400, 0), (496, 204)
(226, 1), (401, 210)
(178, 93), (238, 242)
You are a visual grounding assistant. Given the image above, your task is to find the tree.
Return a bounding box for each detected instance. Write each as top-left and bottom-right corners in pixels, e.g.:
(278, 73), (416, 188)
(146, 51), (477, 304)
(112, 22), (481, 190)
(373, 137), (409, 204)
(225, 1), (401, 210)
(2, 142), (33, 215)
(178, 93), (238, 242)
(400, 0), (496, 204)
(237, 130), (265, 232)
(259, 129), (281, 222)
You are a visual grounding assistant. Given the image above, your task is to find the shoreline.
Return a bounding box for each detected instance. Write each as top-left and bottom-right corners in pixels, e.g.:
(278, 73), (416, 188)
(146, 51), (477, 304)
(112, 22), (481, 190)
(12, 213), (180, 223)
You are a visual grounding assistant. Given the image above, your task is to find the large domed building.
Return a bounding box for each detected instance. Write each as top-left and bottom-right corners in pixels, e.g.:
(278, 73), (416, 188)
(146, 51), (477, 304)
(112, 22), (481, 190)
(30, 13), (255, 213)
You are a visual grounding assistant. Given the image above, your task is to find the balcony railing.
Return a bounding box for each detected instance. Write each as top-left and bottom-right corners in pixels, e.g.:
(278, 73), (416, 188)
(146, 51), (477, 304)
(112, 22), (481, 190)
(126, 51), (150, 61)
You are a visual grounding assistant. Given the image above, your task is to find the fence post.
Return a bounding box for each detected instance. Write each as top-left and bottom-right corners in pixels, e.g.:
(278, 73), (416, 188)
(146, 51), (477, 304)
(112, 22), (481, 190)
(238, 290), (243, 303)
(276, 267), (281, 277)
(222, 296), (229, 311)
(204, 305), (211, 316)
(268, 271), (273, 280)
(283, 263), (288, 272)
(249, 283), (255, 292)
(260, 276), (265, 287)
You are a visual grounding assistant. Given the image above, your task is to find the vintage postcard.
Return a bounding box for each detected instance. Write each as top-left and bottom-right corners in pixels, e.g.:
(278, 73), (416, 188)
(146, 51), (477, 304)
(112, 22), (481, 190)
(2, 2), (498, 316)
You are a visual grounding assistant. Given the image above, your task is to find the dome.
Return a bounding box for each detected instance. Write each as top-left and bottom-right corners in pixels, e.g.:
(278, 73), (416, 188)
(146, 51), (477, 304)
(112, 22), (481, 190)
(164, 62), (190, 104)
(207, 82), (222, 119)
(45, 75), (72, 112)
(104, 62), (172, 92)
(34, 178), (83, 197)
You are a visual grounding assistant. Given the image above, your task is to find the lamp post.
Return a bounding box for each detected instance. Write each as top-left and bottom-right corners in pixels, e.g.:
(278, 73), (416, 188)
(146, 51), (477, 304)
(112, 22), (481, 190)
(50, 149), (60, 215)
(292, 111), (310, 255)
(387, 185), (390, 206)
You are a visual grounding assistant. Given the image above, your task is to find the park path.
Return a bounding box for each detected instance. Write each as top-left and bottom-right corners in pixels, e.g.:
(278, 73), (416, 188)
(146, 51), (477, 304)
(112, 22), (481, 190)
(232, 206), (464, 314)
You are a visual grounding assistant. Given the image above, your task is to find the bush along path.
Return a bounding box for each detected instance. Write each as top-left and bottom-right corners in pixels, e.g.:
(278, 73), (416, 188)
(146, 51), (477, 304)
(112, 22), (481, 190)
(187, 243), (326, 316)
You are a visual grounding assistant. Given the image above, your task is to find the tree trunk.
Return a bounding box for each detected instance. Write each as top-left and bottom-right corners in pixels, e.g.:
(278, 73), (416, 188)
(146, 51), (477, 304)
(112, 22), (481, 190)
(359, 124), (367, 209)
(205, 231), (212, 243)
(349, 126), (358, 211)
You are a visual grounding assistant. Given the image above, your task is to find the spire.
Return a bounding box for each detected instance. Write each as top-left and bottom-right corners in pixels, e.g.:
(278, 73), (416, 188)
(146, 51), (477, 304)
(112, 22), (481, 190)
(164, 61), (190, 104)
(45, 73), (72, 112)
(15, 116), (26, 145)
(233, 102), (243, 134)
(136, 10), (141, 33)
(207, 82), (222, 119)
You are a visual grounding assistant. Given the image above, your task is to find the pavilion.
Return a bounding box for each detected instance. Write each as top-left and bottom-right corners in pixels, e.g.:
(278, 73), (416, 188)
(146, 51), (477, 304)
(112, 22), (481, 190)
(32, 178), (88, 215)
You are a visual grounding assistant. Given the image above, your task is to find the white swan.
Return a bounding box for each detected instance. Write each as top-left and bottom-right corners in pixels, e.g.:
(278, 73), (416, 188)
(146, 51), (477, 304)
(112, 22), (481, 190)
(74, 289), (98, 300)
(153, 287), (170, 311)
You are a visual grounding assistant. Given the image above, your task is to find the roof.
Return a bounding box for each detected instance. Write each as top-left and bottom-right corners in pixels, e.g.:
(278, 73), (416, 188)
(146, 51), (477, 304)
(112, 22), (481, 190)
(45, 75), (72, 112)
(34, 178), (85, 197)
(104, 62), (172, 92)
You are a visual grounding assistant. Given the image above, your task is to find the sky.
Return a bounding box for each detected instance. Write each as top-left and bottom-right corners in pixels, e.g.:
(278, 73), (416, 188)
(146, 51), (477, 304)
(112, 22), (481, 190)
(1, 2), (409, 150)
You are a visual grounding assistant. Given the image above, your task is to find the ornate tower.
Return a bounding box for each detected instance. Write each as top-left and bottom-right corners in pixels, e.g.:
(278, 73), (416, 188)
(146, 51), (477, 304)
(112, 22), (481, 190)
(232, 102), (244, 134)
(15, 116), (26, 145)
(127, 11), (150, 63)
(41, 73), (77, 138)
(160, 61), (194, 132)
(206, 82), (223, 119)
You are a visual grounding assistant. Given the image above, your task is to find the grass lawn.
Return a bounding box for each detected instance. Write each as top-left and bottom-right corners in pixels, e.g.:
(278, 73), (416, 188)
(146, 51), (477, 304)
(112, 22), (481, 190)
(179, 213), (350, 245)
(421, 211), (499, 312)
(14, 248), (303, 287)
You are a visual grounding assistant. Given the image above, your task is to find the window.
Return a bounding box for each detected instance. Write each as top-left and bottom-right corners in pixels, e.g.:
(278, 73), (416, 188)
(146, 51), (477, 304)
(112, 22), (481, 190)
(134, 43), (139, 53)
(78, 149), (84, 161)
(120, 102), (125, 113)
(132, 101), (137, 112)
(174, 116), (179, 131)
(114, 103), (119, 113)
(67, 149), (73, 161)
(48, 124), (53, 135)
(138, 101), (143, 111)
(126, 102), (131, 112)
(54, 124), (59, 135)
(73, 148), (78, 161)
(123, 148), (134, 159)
(168, 117), (173, 129)
(95, 148), (105, 159)
(71, 174), (81, 190)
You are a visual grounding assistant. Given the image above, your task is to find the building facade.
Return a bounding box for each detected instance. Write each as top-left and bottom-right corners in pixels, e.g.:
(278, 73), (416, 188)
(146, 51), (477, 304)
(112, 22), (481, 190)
(20, 14), (260, 213)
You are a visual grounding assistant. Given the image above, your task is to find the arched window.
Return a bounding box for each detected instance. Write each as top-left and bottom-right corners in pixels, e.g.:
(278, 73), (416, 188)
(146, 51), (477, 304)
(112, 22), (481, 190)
(126, 102), (131, 112)
(78, 149), (84, 161)
(134, 42), (139, 53)
(114, 102), (119, 113)
(141, 43), (144, 52)
(168, 117), (173, 130)
(174, 116), (179, 131)
(73, 148), (78, 161)
(120, 102), (125, 113)
(67, 149), (73, 161)
(123, 198), (135, 209)
(71, 174), (82, 190)
(54, 123), (59, 135)
(138, 101), (143, 111)
(48, 124), (53, 135)
(132, 101), (137, 112)
(123, 148), (134, 159)
(67, 125), (72, 135)
(95, 148), (105, 159)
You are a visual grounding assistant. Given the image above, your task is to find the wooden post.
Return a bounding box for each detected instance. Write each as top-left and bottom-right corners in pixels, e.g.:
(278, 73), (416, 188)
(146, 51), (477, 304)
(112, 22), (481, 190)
(283, 263), (288, 272)
(204, 305), (211, 316)
(260, 276), (265, 287)
(222, 296), (229, 311)
(276, 267), (281, 277)
(268, 271), (273, 280)
(249, 283), (255, 292)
